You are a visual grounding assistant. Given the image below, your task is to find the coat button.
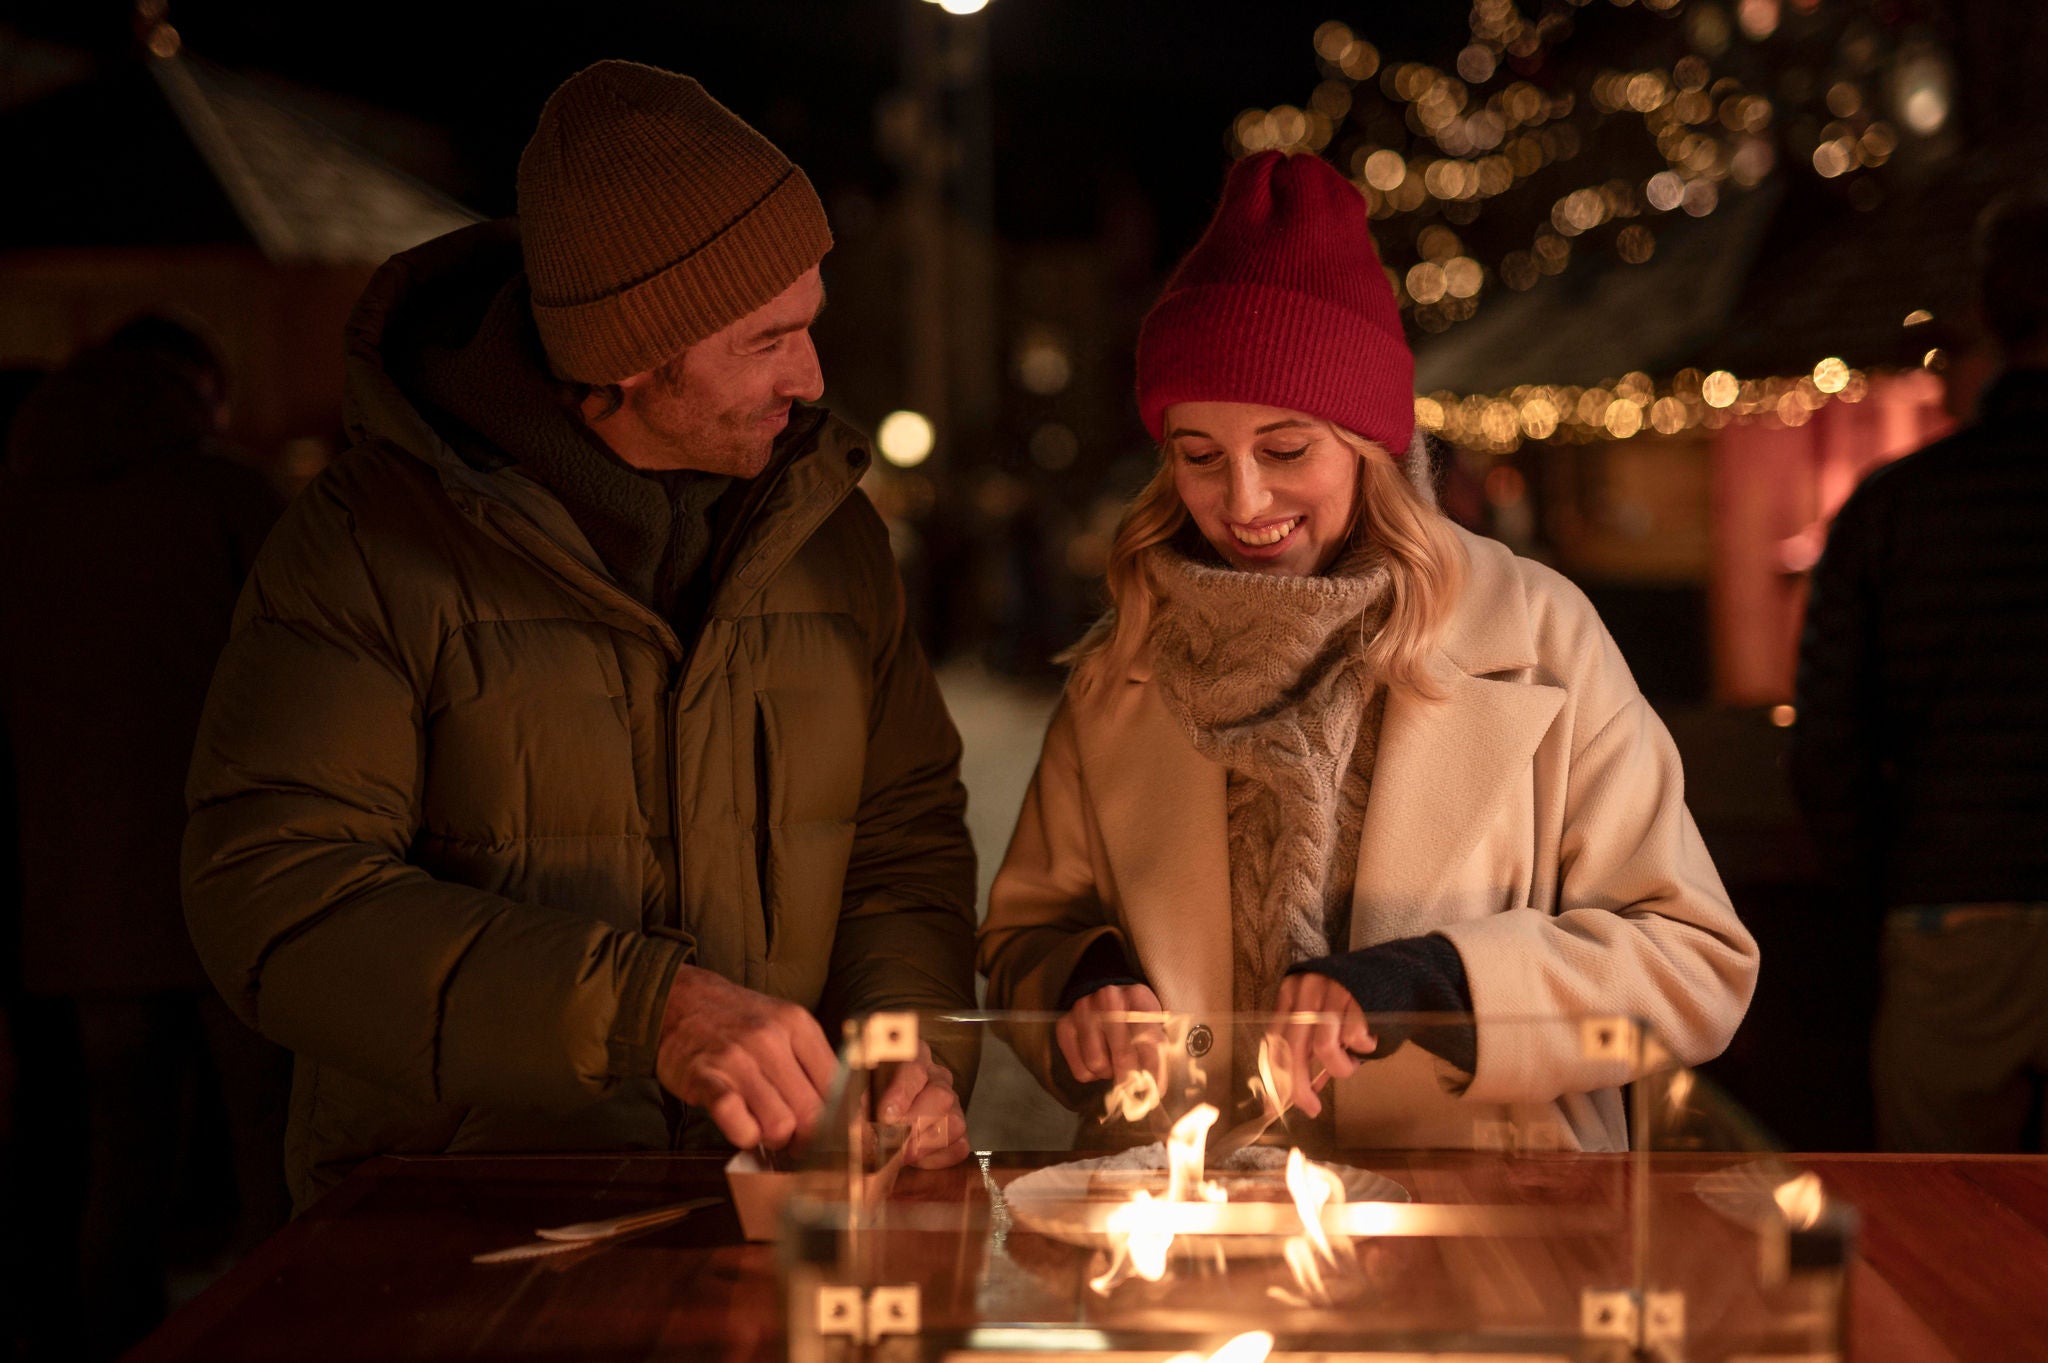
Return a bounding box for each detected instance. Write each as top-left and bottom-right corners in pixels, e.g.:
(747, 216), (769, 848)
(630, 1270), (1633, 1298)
(1186, 1024), (1213, 1058)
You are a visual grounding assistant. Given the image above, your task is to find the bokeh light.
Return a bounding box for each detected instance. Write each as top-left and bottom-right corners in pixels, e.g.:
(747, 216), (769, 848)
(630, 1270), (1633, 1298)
(1014, 332), (1073, 396)
(1893, 44), (1953, 135)
(1361, 149), (1407, 190)
(877, 411), (935, 468)
(1405, 262), (1449, 305)
(1737, 0), (1780, 40)
(1812, 358), (1850, 394)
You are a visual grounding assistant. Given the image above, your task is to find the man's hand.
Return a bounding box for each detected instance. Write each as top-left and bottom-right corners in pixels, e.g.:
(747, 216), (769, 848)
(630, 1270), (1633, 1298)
(874, 1041), (968, 1169)
(1055, 982), (1166, 1086)
(655, 965), (837, 1150)
(1270, 971), (1376, 1119)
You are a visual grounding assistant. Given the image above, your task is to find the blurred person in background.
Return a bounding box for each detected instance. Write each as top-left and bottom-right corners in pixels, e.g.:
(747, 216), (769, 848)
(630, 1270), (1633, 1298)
(0, 319), (285, 1360)
(1792, 190), (2048, 1153)
(181, 60), (976, 1219)
(978, 151), (1758, 1149)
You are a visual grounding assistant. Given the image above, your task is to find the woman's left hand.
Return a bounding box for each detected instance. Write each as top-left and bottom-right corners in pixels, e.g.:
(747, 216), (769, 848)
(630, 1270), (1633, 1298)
(1270, 971), (1377, 1119)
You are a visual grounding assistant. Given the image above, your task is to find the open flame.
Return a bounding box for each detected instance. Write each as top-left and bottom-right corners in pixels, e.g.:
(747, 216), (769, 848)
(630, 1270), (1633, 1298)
(1093, 1190), (1174, 1288)
(1251, 1035), (1291, 1117)
(1088, 1096), (1369, 1309)
(1088, 1026), (1376, 1305)
(1773, 1172), (1826, 1231)
(1164, 1331), (1274, 1363)
(1088, 1104), (1221, 1294)
(1165, 1104), (1220, 1204)
(1663, 1067), (1696, 1118)
(1103, 1067), (1163, 1125)
(1268, 1149), (1355, 1306)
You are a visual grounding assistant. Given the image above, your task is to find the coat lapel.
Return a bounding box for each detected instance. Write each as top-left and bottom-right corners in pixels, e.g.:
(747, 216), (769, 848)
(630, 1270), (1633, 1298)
(1075, 678), (1234, 1020)
(1354, 659), (1563, 946)
(1353, 531), (1565, 947)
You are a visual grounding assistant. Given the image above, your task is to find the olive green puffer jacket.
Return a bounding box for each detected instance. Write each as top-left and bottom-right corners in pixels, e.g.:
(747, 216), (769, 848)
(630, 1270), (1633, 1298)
(184, 227), (976, 1208)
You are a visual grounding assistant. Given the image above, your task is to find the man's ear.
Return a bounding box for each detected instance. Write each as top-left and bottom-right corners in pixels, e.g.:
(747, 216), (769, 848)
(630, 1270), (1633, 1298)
(579, 368), (655, 425)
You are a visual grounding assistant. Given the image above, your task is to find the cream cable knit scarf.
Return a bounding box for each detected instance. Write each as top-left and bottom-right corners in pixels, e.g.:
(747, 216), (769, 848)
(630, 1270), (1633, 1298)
(1148, 543), (1394, 1015)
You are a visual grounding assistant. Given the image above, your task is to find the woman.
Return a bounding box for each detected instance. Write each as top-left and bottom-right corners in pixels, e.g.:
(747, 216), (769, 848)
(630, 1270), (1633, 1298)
(976, 151), (1758, 1151)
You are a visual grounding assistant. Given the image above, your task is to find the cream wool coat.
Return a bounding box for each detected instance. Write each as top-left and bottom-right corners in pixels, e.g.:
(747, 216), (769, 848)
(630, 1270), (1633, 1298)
(977, 526), (1759, 1151)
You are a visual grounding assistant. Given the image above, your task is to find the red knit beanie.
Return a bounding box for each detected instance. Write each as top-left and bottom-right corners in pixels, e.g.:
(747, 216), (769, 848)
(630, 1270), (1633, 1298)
(1135, 150), (1414, 455)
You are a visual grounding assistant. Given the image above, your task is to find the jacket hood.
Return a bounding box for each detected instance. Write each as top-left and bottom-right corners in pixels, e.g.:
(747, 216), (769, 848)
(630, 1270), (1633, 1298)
(5, 345), (215, 485)
(342, 220), (874, 622)
(343, 219), (587, 481)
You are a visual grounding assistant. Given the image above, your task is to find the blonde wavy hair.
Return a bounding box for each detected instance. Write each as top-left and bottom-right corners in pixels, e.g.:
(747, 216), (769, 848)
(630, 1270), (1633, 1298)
(1063, 423), (1467, 700)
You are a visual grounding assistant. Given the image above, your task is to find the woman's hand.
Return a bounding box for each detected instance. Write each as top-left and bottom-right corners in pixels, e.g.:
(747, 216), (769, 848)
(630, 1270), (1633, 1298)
(1056, 982), (1166, 1086)
(1270, 971), (1376, 1118)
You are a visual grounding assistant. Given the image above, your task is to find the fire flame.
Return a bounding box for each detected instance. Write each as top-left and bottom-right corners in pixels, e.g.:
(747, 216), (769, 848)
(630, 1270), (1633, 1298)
(1663, 1067), (1696, 1118)
(1086, 1045), (1365, 1307)
(1088, 1103), (1220, 1294)
(1772, 1172), (1826, 1231)
(1164, 1332), (1274, 1363)
(1104, 1067), (1163, 1124)
(1250, 1035), (1291, 1119)
(1094, 1190), (1175, 1287)
(1268, 1149), (1355, 1306)
(1165, 1103), (1220, 1204)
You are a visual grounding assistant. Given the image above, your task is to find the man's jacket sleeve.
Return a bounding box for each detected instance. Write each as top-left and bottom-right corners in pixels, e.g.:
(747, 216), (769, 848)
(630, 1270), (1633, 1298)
(816, 499), (978, 1087)
(182, 482), (684, 1113)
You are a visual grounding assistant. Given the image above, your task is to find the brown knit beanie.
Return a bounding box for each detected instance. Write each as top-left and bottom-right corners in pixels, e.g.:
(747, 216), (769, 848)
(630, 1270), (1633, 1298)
(517, 60), (834, 384)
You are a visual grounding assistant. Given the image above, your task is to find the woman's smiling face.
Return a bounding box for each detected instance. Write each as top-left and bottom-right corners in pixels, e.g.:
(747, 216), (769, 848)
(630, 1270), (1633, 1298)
(1165, 401), (1363, 577)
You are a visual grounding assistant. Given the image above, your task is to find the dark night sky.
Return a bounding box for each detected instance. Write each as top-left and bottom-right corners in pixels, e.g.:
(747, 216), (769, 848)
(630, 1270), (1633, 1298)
(0, 0), (1471, 260)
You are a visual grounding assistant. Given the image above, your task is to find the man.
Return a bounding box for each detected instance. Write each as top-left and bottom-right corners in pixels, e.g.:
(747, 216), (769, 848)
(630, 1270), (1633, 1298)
(183, 61), (976, 1211)
(1791, 190), (2048, 1151)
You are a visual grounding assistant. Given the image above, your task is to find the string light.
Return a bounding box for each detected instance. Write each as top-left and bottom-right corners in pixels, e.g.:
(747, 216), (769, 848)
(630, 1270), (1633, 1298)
(1233, 5), (1953, 337)
(1415, 360), (1873, 456)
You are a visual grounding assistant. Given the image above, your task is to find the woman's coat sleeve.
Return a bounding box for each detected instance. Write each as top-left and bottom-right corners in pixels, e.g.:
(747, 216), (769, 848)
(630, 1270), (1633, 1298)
(1441, 587), (1760, 1106)
(976, 696), (1127, 1097)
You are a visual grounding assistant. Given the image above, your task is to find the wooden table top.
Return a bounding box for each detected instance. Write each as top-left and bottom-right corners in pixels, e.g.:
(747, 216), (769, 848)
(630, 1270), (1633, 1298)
(124, 1151), (2048, 1363)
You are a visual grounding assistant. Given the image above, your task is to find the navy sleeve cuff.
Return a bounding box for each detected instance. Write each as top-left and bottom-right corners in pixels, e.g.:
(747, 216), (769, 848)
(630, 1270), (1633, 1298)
(1285, 933), (1476, 1074)
(1056, 933), (1146, 1011)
